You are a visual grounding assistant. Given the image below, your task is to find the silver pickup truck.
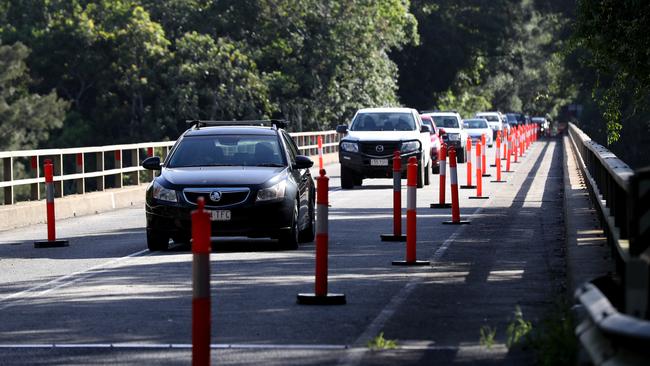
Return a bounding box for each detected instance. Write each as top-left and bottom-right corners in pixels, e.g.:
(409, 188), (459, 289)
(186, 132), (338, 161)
(336, 107), (433, 189)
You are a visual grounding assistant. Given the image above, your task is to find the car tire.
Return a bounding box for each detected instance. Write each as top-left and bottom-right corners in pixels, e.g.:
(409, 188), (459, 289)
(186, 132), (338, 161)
(424, 161), (431, 186)
(432, 162), (440, 174)
(456, 147), (466, 163)
(279, 202), (299, 250)
(353, 175), (363, 187)
(340, 165), (354, 189)
(417, 159), (425, 188)
(147, 229), (169, 251)
(298, 196), (315, 243)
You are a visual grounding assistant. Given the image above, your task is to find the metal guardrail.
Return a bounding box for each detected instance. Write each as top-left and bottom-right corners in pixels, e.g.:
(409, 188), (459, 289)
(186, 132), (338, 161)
(568, 123), (650, 364)
(0, 130), (340, 206)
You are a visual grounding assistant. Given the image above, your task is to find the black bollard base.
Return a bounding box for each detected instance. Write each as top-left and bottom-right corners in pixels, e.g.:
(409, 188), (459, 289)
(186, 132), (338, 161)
(503, 170), (514, 173)
(490, 164), (497, 167)
(380, 234), (406, 242)
(459, 185), (476, 189)
(491, 180), (507, 183)
(482, 174), (492, 177)
(34, 239), (69, 248)
(442, 220), (470, 225)
(392, 260), (430, 266)
(297, 293), (346, 305)
(430, 203), (452, 209)
(469, 196), (490, 200)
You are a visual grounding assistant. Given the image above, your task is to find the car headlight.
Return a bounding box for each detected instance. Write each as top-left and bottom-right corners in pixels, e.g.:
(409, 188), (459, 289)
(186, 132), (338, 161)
(447, 133), (460, 141)
(257, 180), (287, 202)
(340, 141), (358, 153)
(400, 141), (420, 153)
(152, 181), (178, 203)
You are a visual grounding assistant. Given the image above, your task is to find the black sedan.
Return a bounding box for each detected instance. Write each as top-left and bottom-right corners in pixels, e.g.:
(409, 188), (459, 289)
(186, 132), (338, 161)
(141, 121), (315, 251)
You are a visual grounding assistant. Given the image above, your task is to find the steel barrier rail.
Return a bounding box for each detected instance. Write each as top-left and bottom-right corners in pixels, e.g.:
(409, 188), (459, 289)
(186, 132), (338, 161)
(575, 283), (650, 365)
(568, 123), (650, 365)
(0, 130), (340, 206)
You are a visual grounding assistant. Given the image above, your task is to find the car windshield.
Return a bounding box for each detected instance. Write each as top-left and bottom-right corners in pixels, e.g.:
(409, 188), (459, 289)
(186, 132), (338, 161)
(506, 114), (518, 123)
(477, 114), (499, 122)
(431, 116), (459, 128)
(350, 112), (415, 131)
(463, 119), (488, 129)
(167, 135), (285, 168)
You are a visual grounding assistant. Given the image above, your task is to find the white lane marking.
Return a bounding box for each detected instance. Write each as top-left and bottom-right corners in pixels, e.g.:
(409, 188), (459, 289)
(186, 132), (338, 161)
(338, 199), (491, 366)
(0, 343), (348, 350)
(0, 249), (150, 311)
(0, 343), (502, 352)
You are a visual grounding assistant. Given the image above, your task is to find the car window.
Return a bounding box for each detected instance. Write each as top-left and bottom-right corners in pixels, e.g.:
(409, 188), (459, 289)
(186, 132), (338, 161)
(350, 112), (415, 131)
(431, 116), (459, 128)
(464, 119), (488, 129)
(281, 131), (299, 163)
(477, 114), (499, 122)
(167, 135), (285, 167)
(421, 119), (435, 132)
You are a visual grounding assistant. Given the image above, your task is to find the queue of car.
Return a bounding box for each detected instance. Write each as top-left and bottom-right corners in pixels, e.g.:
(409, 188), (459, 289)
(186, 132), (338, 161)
(141, 109), (546, 251)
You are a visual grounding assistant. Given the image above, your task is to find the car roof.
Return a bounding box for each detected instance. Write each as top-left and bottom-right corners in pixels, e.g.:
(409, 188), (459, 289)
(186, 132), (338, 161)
(356, 107), (416, 114)
(183, 126), (280, 137)
(422, 111), (459, 117)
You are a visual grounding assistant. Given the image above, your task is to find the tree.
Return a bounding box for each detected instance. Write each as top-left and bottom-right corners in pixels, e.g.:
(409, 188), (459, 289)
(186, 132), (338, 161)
(0, 41), (68, 150)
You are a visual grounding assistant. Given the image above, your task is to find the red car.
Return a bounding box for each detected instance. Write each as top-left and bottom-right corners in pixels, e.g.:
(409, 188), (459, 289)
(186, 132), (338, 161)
(420, 115), (441, 173)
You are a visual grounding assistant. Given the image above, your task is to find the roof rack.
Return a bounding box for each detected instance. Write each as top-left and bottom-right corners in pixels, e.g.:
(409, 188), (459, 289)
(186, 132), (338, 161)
(185, 119), (287, 129)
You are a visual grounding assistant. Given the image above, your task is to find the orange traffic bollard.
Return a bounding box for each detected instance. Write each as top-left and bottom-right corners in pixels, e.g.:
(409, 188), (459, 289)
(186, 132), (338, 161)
(34, 159), (69, 248)
(460, 138), (475, 189)
(430, 144), (451, 208)
(192, 197), (211, 366)
(491, 131), (500, 167)
(393, 157), (430, 266)
(469, 143), (489, 200)
(481, 134), (489, 177)
(491, 135), (506, 183)
(504, 134), (514, 172)
(381, 151), (406, 242)
(443, 147), (470, 225)
(298, 169), (346, 304)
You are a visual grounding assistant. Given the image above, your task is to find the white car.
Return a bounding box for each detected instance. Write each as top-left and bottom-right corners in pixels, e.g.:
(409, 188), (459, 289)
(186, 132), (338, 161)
(463, 118), (493, 147)
(475, 112), (504, 139)
(421, 111), (468, 163)
(336, 107), (433, 189)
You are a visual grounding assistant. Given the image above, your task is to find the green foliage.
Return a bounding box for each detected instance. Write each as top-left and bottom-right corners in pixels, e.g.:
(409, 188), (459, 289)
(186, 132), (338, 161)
(479, 325), (497, 349)
(367, 332), (398, 350)
(528, 300), (577, 366)
(0, 41), (68, 150)
(572, 0), (650, 144)
(506, 305), (533, 348)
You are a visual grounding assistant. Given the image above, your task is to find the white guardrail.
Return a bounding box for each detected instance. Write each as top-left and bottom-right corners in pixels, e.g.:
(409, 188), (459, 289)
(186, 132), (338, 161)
(0, 130), (340, 205)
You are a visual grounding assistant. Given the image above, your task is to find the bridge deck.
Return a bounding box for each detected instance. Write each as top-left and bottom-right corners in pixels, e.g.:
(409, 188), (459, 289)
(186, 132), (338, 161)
(0, 137), (597, 365)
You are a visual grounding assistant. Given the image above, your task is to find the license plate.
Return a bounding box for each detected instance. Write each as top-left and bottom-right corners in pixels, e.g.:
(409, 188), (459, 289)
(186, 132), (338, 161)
(210, 210), (231, 221)
(370, 159), (388, 166)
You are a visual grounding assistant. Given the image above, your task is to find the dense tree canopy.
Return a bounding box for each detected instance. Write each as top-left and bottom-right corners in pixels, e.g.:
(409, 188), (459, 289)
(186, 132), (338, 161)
(1, 0), (647, 168)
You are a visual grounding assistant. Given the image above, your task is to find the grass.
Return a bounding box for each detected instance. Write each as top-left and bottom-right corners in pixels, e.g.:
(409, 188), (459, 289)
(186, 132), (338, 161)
(367, 332), (398, 350)
(479, 325), (497, 349)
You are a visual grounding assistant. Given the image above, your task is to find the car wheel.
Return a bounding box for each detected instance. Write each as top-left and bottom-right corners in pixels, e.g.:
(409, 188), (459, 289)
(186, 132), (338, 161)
(353, 175), (363, 187)
(424, 161), (431, 186)
(432, 161), (440, 174)
(417, 159), (425, 188)
(298, 196), (315, 243)
(456, 147), (466, 163)
(279, 202), (299, 250)
(147, 229), (169, 251)
(340, 165), (354, 189)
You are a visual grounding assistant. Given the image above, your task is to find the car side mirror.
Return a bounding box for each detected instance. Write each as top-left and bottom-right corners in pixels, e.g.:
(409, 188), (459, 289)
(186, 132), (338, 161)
(293, 155), (314, 170)
(142, 156), (162, 170)
(420, 125), (432, 133)
(336, 125), (348, 134)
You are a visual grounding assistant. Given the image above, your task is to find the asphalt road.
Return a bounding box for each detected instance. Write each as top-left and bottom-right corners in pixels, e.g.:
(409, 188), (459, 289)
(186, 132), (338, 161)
(0, 138), (566, 365)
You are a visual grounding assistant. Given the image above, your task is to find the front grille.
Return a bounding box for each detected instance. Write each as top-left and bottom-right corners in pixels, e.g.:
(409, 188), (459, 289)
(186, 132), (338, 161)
(183, 188), (250, 207)
(359, 142), (400, 157)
